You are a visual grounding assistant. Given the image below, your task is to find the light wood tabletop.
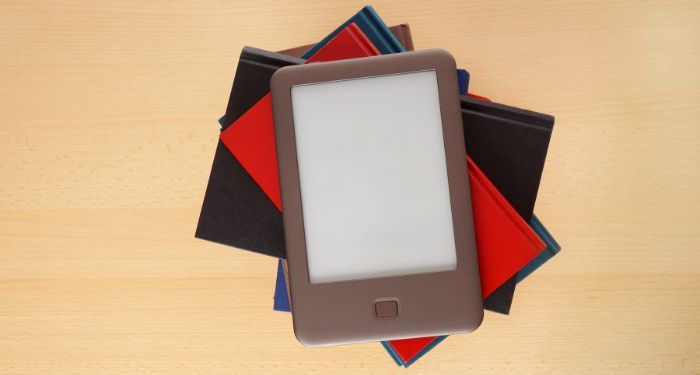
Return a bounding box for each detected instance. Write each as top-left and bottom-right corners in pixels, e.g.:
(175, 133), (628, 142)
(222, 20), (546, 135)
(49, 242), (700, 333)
(1, 1), (698, 373)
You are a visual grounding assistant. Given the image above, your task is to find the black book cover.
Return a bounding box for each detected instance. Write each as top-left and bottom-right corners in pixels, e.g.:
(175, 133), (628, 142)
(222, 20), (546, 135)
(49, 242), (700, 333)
(195, 48), (302, 258)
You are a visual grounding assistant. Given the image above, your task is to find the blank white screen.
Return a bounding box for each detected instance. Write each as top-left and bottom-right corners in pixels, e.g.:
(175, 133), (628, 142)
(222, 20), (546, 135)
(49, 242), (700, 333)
(291, 70), (457, 284)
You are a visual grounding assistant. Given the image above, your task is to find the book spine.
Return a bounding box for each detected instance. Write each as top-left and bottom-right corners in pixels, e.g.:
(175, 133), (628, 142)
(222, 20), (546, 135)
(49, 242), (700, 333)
(460, 96), (555, 130)
(360, 6), (405, 53)
(395, 24), (414, 51)
(240, 46), (305, 70)
(380, 341), (405, 366)
(531, 214), (562, 255)
(345, 23), (381, 56)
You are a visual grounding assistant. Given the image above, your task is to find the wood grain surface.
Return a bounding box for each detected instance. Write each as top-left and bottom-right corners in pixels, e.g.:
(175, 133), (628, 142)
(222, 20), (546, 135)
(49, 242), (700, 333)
(1, 1), (698, 373)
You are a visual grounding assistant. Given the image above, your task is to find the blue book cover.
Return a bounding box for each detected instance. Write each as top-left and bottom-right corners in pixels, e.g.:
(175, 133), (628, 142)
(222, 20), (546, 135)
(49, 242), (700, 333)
(301, 6), (405, 58)
(457, 69), (469, 95)
(273, 260), (291, 312)
(517, 214), (562, 282)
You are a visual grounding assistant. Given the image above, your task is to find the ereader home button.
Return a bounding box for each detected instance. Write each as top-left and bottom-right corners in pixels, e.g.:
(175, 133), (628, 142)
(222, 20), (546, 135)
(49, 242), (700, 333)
(375, 300), (398, 318)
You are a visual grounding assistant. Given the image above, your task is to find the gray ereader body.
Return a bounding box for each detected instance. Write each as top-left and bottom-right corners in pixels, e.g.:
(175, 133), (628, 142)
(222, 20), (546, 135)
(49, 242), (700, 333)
(270, 49), (483, 346)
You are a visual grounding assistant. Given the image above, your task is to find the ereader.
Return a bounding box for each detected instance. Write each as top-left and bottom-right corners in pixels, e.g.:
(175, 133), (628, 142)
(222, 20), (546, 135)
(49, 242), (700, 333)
(270, 50), (483, 346)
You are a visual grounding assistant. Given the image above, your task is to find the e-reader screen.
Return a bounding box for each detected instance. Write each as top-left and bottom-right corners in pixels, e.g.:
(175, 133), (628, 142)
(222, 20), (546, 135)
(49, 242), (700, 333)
(290, 70), (458, 284)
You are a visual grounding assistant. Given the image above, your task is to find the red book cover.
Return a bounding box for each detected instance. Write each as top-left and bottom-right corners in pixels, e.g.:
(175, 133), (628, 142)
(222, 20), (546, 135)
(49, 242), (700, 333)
(388, 336), (437, 364)
(220, 23), (380, 210)
(466, 156), (545, 297)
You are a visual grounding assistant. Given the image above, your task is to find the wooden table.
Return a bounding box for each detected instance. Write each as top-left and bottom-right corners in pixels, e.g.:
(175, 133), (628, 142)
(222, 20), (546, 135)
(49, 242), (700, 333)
(1, 1), (698, 373)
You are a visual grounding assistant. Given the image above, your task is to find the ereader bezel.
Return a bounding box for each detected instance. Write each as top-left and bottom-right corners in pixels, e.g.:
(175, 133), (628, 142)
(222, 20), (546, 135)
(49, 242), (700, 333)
(270, 49), (483, 346)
